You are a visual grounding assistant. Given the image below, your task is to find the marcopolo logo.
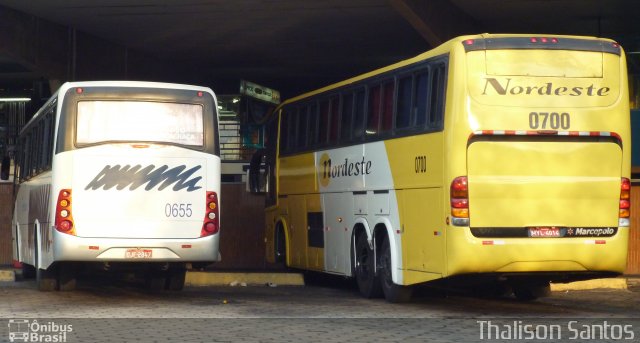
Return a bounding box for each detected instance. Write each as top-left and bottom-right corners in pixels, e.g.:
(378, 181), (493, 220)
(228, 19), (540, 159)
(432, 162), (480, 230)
(482, 77), (610, 97)
(85, 164), (202, 192)
(7, 319), (72, 342)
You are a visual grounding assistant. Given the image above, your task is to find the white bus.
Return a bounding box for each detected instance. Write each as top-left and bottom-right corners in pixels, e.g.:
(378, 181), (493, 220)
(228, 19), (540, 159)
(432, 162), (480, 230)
(11, 81), (221, 291)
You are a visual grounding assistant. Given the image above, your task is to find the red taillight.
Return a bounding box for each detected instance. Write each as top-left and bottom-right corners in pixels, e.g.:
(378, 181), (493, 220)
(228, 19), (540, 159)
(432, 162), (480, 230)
(451, 176), (468, 198)
(197, 91), (203, 97)
(75, 87), (83, 94)
(201, 191), (219, 237)
(450, 176), (469, 226)
(463, 39), (474, 45)
(55, 189), (76, 235)
(619, 178), (631, 226)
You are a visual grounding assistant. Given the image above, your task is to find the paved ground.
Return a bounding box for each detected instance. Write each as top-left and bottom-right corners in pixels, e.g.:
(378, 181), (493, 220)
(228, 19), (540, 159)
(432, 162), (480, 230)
(1, 273), (639, 342)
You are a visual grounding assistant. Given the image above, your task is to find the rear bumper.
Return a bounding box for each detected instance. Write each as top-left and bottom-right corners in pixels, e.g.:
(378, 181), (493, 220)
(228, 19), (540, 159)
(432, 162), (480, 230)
(52, 230), (220, 262)
(445, 226), (629, 277)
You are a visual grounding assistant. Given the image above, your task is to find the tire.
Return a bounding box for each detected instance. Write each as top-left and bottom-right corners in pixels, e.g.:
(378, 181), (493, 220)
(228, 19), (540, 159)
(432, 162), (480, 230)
(275, 226), (286, 265)
(21, 263), (36, 280)
(354, 233), (382, 298)
(512, 282), (550, 301)
(165, 269), (186, 291)
(58, 263), (77, 291)
(146, 270), (166, 291)
(379, 236), (412, 303)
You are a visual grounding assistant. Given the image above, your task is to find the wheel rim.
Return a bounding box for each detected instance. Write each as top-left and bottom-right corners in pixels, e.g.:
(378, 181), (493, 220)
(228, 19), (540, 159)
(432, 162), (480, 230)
(380, 243), (393, 289)
(356, 242), (371, 281)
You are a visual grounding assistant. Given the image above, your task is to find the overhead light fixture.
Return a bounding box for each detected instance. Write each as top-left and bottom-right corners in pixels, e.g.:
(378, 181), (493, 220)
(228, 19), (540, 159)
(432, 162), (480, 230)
(0, 98), (31, 102)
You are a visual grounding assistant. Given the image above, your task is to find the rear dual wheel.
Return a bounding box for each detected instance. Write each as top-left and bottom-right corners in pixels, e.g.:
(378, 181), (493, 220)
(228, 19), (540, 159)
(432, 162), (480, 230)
(354, 234), (382, 298)
(379, 236), (413, 303)
(354, 234), (413, 302)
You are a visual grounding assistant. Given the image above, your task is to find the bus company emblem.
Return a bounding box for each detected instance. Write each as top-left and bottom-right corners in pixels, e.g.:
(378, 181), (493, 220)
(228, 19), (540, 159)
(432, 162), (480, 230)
(85, 164), (202, 192)
(482, 77), (610, 97)
(318, 153), (372, 187)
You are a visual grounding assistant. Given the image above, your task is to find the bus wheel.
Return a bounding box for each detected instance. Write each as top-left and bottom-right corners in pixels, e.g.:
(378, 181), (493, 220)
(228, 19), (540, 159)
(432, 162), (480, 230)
(379, 236), (412, 303)
(275, 225), (287, 265)
(58, 263), (77, 291)
(512, 282), (550, 301)
(146, 271), (166, 291)
(21, 263), (36, 280)
(165, 268), (186, 291)
(354, 233), (382, 298)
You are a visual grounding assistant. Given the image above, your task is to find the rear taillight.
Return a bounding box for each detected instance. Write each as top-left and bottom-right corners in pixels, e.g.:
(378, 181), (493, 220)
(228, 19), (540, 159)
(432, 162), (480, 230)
(55, 189), (76, 235)
(450, 176), (469, 226)
(201, 191), (219, 237)
(619, 178), (630, 227)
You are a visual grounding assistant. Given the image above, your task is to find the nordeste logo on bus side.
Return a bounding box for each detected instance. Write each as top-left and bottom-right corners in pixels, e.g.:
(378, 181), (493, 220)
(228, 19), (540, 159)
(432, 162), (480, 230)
(85, 164), (202, 192)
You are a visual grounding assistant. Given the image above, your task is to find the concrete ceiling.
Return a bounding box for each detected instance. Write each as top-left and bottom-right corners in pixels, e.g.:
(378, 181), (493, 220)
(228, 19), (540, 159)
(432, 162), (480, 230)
(0, 0), (639, 99)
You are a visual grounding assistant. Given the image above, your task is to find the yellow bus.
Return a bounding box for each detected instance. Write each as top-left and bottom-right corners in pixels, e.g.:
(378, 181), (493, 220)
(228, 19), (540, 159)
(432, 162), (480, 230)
(249, 34), (631, 302)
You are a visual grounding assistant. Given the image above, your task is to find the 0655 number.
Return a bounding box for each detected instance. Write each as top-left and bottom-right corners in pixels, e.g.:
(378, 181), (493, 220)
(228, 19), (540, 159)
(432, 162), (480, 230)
(165, 203), (193, 218)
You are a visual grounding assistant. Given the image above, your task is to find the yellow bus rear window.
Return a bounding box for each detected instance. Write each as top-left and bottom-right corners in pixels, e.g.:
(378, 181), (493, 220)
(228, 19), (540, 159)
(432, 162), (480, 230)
(486, 50), (603, 78)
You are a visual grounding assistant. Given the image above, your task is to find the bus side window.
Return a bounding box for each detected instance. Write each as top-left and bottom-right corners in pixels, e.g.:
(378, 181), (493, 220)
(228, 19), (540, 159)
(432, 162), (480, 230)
(353, 89), (366, 141)
(396, 75), (413, 130)
(340, 92), (354, 143)
(429, 63), (446, 128)
(296, 106), (308, 150)
(381, 81), (394, 133)
(414, 71), (429, 128)
(308, 102), (319, 148)
(328, 96), (339, 145)
(318, 99), (330, 146)
(280, 108), (290, 154)
(367, 84), (381, 137)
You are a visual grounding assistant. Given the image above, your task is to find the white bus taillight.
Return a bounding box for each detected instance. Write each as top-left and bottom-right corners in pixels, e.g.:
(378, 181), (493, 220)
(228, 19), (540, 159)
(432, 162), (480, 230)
(619, 178), (631, 227)
(451, 176), (469, 226)
(201, 191), (219, 237)
(55, 189), (76, 235)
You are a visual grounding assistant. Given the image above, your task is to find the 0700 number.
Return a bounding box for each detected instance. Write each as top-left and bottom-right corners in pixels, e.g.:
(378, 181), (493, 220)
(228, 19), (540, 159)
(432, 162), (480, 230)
(529, 112), (570, 130)
(165, 203), (193, 218)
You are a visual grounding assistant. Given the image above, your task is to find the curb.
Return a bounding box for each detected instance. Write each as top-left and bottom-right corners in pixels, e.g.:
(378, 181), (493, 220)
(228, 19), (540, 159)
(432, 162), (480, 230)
(551, 278), (628, 291)
(185, 271), (305, 287)
(0, 269), (15, 282)
(0, 268), (631, 291)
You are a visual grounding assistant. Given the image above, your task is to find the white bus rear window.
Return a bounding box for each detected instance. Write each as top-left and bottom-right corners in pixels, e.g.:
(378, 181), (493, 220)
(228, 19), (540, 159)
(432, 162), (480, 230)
(76, 101), (204, 146)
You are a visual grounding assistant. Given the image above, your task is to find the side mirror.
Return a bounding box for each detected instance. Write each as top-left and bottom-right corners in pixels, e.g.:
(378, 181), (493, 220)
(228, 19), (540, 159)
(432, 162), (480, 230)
(0, 156), (10, 181)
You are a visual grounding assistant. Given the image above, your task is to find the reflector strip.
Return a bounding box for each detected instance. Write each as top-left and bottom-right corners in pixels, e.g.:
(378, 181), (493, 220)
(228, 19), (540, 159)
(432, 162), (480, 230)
(472, 130), (620, 140)
(584, 240), (607, 245)
(482, 240), (505, 245)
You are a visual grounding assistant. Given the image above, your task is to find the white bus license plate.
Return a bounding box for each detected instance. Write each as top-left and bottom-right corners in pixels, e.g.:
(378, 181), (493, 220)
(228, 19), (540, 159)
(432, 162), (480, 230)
(125, 249), (153, 259)
(528, 227), (561, 238)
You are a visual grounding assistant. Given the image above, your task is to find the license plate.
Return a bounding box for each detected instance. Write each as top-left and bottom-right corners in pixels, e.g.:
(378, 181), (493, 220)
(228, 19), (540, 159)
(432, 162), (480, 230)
(528, 227), (561, 238)
(125, 249), (153, 259)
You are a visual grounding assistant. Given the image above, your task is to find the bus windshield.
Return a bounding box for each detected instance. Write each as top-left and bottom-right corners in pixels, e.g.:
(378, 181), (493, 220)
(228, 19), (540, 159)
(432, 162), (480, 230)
(76, 100), (204, 146)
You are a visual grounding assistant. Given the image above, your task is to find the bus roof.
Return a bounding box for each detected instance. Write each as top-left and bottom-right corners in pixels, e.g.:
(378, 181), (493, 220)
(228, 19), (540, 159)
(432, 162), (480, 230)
(277, 33), (619, 109)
